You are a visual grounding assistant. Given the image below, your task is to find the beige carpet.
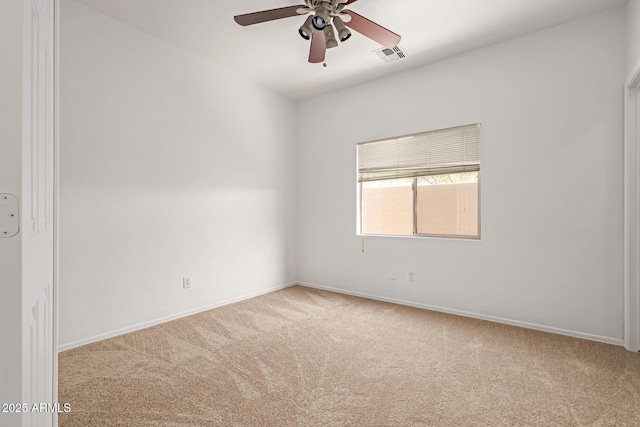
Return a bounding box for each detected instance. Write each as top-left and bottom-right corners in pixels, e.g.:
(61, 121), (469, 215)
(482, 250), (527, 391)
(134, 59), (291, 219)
(59, 286), (640, 426)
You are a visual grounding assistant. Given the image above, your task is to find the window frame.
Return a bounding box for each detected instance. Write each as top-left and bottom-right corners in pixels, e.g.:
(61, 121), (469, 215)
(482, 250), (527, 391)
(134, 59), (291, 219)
(356, 124), (482, 240)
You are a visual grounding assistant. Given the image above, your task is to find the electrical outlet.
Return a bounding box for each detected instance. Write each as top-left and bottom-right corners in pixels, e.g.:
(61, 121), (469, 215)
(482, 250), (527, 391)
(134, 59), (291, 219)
(390, 271), (397, 280)
(408, 271), (415, 282)
(183, 277), (191, 289)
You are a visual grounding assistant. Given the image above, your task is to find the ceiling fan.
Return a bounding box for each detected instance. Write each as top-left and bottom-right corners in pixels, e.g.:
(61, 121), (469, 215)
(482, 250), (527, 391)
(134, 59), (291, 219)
(234, 0), (401, 64)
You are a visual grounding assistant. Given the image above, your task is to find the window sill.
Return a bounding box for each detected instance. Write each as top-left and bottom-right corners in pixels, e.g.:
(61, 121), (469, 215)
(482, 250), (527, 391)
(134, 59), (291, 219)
(357, 233), (481, 241)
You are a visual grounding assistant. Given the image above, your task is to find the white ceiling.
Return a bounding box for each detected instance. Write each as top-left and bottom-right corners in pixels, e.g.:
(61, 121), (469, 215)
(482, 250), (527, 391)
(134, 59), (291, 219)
(72, 0), (626, 100)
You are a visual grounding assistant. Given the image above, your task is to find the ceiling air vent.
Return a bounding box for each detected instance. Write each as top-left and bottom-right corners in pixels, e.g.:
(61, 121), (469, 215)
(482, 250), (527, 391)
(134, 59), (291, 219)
(374, 45), (408, 63)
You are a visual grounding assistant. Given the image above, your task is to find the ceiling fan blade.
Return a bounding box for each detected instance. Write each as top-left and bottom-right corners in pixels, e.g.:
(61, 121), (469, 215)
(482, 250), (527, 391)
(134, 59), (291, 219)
(309, 30), (326, 63)
(343, 10), (401, 48)
(234, 5), (306, 26)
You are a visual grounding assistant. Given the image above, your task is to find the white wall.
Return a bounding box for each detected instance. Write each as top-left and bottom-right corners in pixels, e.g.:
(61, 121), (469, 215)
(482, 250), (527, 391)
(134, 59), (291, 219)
(628, 0), (640, 75)
(59, 0), (297, 348)
(0, 0), (23, 417)
(297, 7), (626, 343)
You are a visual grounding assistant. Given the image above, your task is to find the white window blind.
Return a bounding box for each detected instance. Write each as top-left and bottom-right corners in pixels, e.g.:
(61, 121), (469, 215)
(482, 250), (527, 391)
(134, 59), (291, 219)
(357, 123), (481, 182)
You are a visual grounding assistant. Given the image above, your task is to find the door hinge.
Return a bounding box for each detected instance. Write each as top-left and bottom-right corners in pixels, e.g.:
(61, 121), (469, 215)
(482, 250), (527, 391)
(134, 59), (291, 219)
(0, 194), (20, 238)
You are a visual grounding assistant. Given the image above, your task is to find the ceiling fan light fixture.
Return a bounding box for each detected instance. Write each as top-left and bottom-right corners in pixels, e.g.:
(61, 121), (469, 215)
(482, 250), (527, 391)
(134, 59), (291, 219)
(324, 24), (338, 49)
(312, 15), (326, 30)
(299, 15), (314, 40)
(333, 16), (351, 42)
(234, 1), (402, 64)
(312, 4), (331, 31)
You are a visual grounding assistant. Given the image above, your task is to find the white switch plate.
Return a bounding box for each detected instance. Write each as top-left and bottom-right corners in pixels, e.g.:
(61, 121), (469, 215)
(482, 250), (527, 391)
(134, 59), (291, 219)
(408, 271), (415, 282)
(183, 277), (191, 289)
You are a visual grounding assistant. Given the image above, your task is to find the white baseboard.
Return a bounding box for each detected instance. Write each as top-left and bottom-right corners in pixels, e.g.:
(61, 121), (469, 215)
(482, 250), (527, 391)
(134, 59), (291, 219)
(58, 282), (297, 352)
(60, 281), (624, 352)
(297, 281), (624, 347)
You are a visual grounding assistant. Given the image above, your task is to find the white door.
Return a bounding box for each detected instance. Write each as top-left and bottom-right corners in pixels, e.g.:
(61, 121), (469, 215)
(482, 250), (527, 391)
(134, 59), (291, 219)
(0, 0), (56, 426)
(626, 66), (640, 353)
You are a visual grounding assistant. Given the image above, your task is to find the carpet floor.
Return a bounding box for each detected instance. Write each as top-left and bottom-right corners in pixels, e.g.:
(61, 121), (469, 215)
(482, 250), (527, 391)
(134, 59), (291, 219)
(58, 286), (640, 426)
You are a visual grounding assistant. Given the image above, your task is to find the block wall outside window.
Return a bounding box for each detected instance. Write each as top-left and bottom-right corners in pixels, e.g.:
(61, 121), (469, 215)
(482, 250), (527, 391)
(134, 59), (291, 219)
(360, 172), (479, 238)
(361, 179), (413, 236)
(416, 181), (478, 236)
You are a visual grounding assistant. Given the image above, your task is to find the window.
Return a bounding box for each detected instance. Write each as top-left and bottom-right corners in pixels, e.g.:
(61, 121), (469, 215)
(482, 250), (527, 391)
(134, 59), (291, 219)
(358, 124), (480, 239)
